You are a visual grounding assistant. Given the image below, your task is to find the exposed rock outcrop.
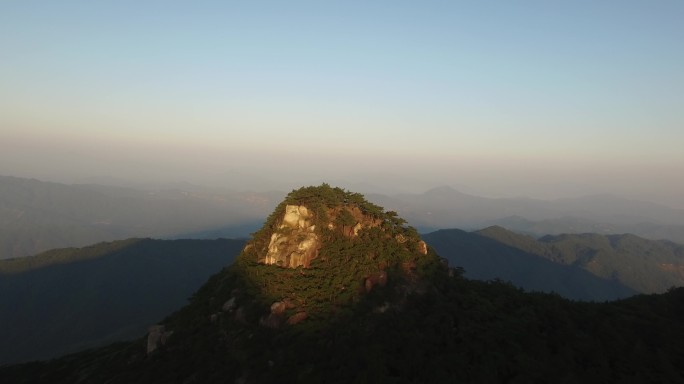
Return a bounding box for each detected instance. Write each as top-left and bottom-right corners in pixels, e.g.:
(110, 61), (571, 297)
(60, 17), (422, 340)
(286, 312), (308, 325)
(257, 203), (389, 269)
(222, 297), (237, 312)
(241, 185), (437, 333)
(270, 301), (287, 315)
(147, 325), (173, 355)
(418, 240), (428, 255)
(260, 205), (320, 268)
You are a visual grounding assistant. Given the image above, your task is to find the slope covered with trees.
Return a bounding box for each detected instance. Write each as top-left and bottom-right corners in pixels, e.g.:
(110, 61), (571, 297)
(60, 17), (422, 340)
(2, 186), (684, 383)
(423, 228), (637, 301)
(478, 226), (684, 293)
(425, 226), (684, 300)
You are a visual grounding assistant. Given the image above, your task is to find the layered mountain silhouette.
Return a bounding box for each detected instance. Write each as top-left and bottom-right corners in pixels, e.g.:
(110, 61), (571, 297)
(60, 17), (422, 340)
(425, 226), (684, 300)
(423, 228), (637, 301)
(478, 226), (684, 293)
(2, 185), (683, 383)
(369, 186), (684, 243)
(0, 238), (244, 365)
(0, 175), (279, 259)
(4, 175), (684, 263)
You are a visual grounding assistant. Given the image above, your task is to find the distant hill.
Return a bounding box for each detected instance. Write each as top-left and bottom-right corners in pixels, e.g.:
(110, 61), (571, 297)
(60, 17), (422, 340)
(0, 175), (280, 259)
(4, 176), (684, 261)
(485, 215), (684, 244)
(424, 226), (684, 299)
(3, 186), (684, 383)
(0, 238), (245, 365)
(369, 186), (684, 243)
(423, 229), (637, 301)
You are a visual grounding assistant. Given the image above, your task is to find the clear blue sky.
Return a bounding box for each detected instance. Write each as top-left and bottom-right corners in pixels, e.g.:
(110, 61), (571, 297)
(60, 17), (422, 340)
(1, 1), (683, 206)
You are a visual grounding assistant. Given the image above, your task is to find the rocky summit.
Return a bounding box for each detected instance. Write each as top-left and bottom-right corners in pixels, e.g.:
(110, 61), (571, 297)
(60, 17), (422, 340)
(253, 191), (427, 269)
(4, 185), (684, 384)
(0, 184), (449, 383)
(236, 184), (436, 324)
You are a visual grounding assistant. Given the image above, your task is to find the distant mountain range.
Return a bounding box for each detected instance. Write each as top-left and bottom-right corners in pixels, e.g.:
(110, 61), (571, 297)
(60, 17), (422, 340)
(369, 186), (684, 243)
(424, 226), (684, 300)
(2, 176), (684, 261)
(2, 226), (682, 364)
(3, 186), (683, 383)
(0, 175), (280, 259)
(0, 238), (245, 365)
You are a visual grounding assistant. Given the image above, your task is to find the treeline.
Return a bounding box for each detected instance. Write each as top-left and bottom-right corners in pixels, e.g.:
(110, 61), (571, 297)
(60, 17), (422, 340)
(5, 271), (683, 383)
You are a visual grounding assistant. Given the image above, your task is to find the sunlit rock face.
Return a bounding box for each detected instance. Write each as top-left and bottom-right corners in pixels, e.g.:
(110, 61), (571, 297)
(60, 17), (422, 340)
(282, 205), (313, 229)
(261, 205), (320, 268)
(258, 204), (387, 268)
(418, 240), (428, 255)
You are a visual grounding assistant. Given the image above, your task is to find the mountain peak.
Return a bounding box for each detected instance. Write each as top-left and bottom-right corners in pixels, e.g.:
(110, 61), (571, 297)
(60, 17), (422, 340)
(423, 185), (462, 196)
(4, 185), (684, 383)
(475, 225), (525, 241)
(243, 184), (428, 269)
(225, 184), (438, 325)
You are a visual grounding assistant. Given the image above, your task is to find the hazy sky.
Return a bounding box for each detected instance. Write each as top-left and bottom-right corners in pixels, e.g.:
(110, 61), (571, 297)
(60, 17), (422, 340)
(1, 1), (683, 206)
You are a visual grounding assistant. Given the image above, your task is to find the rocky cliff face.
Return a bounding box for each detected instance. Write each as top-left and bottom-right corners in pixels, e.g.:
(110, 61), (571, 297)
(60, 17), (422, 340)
(227, 184), (439, 331)
(0, 185), (465, 383)
(256, 203), (391, 268)
(146, 325), (172, 355)
(260, 205), (319, 268)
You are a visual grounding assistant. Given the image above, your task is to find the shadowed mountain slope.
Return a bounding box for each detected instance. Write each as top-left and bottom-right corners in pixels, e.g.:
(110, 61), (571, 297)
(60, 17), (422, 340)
(425, 226), (684, 299)
(476, 226), (684, 293)
(0, 238), (245, 365)
(423, 228), (636, 301)
(2, 186), (684, 383)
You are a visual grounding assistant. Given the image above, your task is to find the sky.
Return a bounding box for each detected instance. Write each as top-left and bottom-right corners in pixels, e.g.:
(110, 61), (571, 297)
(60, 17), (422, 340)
(1, 1), (683, 207)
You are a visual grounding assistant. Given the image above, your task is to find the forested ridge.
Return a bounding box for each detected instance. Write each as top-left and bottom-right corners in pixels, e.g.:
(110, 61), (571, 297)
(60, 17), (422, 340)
(2, 186), (683, 383)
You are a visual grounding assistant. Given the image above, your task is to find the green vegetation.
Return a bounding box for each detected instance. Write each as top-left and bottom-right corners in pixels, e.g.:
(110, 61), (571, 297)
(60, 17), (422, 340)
(217, 184), (429, 323)
(474, 226), (684, 293)
(2, 186), (684, 383)
(5, 271), (684, 383)
(0, 238), (144, 274)
(424, 228), (638, 301)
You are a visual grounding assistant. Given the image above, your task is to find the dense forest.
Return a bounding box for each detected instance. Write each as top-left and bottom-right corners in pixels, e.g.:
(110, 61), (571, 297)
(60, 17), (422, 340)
(4, 265), (683, 383)
(2, 185), (683, 383)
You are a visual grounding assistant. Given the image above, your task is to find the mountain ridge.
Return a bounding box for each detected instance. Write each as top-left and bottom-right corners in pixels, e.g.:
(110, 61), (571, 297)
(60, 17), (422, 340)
(0, 237), (245, 365)
(369, 187), (684, 243)
(0, 175), (280, 259)
(3, 175), (684, 261)
(429, 225), (684, 295)
(423, 228), (637, 301)
(2, 185), (684, 382)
